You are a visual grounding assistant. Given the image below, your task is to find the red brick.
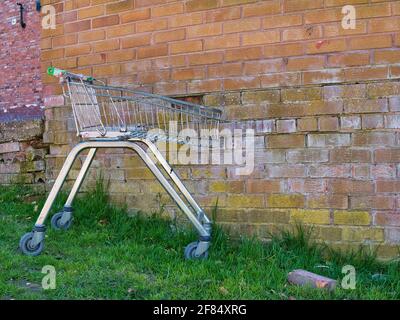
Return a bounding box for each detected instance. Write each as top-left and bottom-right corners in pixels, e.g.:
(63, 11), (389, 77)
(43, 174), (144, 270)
(263, 14), (302, 30)
(93, 40), (120, 53)
(188, 52), (224, 66)
(288, 179), (327, 193)
(136, 19), (168, 33)
(106, 24), (135, 38)
(243, 59), (283, 75)
(78, 54), (106, 67)
(171, 68), (205, 81)
(266, 135), (305, 148)
(106, 0), (134, 14)
(327, 53), (370, 67)
(375, 149), (400, 163)
(264, 43), (304, 58)
(136, 0), (165, 7)
(352, 132), (396, 147)
(224, 77), (260, 90)
(303, 69), (345, 85)
(309, 165), (351, 178)
(308, 195), (348, 209)
(276, 119), (296, 133)
(186, 0), (219, 12)
(93, 15), (119, 29)
(344, 99), (388, 114)
(344, 66), (389, 82)
(375, 50), (400, 64)
(52, 34), (77, 47)
(169, 13), (203, 27)
(261, 73), (301, 88)
(65, 44), (91, 57)
(351, 196), (395, 210)
(208, 63), (242, 78)
(187, 23), (222, 38)
(121, 35), (151, 49)
(225, 47), (263, 62)
(306, 39), (346, 54)
(137, 45), (168, 59)
(375, 212), (400, 227)
(188, 79), (223, 93)
(152, 2), (183, 17)
(357, 3), (391, 19)
(204, 34), (240, 50)
(242, 31), (280, 46)
(107, 50), (135, 63)
(319, 116), (339, 131)
(297, 118), (318, 131)
(243, 1), (281, 17)
(324, 21), (367, 37)
(330, 149), (371, 163)
(362, 114), (384, 129)
(246, 180), (281, 193)
(286, 56), (325, 71)
(304, 8), (342, 24)
(154, 29), (185, 43)
(349, 35), (392, 50)
(170, 40), (203, 54)
(224, 18), (261, 33)
(65, 20), (91, 33)
(206, 7), (241, 22)
(282, 26), (323, 41)
(284, 0), (324, 12)
(121, 8), (151, 23)
(78, 30), (105, 43)
(93, 64), (121, 77)
(329, 179), (374, 194)
(267, 165), (307, 178)
(376, 181), (400, 193)
(78, 5), (105, 19)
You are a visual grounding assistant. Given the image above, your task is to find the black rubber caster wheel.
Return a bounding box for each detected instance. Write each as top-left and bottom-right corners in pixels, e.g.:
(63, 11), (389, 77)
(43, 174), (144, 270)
(184, 241), (209, 260)
(19, 232), (44, 256)
(51, 212), (72, 231)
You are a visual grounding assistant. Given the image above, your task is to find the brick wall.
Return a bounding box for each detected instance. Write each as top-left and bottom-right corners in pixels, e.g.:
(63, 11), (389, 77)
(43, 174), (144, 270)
(0, 1), (43, 118)
(0, 1), (46, 190)
(0, 120), (47, 192)
(41, 0), (400, 258)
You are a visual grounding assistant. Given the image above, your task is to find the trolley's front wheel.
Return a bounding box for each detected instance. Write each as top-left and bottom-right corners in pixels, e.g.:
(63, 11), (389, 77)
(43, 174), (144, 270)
(19, 232), (44, 256)
(184, 241), (209, 260)
(51, 212), (72, 231)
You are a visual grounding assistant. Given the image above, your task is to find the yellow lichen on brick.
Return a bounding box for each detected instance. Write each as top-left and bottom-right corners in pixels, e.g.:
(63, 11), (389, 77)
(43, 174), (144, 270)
(316, 226), (343, 241)
(341, 227), (384, 242)
(290, 209), (331, 225)
(226, 194), (264, 208)
(267, 194), (305, 208)
(209, 181), (244, 193)
(333, 210), (371, 226)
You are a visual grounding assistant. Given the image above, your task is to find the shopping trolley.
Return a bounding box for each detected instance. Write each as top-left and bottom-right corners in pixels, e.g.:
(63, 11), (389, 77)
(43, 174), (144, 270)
(19, 67), (222, 259)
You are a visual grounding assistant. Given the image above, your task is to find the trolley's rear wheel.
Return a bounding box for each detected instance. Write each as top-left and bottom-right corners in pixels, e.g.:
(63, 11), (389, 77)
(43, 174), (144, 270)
(184, 241), (209, 260)
(19, 232), (44, 256)
(51, 212), (72, 231)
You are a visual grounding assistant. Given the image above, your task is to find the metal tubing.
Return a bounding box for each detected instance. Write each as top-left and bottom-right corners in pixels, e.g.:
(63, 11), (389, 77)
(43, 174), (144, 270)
(133, 138), (211, 224)
(35, 140), (209, 237)
(35, 143), (86, 226)
(65, 148), (97, 207)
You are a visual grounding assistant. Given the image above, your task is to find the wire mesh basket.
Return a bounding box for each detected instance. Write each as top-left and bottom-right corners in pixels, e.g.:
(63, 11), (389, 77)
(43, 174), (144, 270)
(60, 72), (222, 144)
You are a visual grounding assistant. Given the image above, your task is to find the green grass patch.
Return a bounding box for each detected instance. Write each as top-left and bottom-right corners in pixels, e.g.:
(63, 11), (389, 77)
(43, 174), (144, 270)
(0, 182), (399, 300)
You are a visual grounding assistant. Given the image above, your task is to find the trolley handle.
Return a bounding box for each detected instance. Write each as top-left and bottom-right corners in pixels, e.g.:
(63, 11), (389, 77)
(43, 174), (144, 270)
(47, 67), (95, 83)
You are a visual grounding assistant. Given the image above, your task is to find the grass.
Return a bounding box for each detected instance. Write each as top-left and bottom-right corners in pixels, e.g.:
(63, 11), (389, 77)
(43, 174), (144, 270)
(0, 182), (399, 300)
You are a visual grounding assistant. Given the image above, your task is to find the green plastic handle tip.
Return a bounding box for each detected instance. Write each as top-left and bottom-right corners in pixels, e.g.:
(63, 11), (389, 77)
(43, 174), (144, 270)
(47, 67), (65, 77)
